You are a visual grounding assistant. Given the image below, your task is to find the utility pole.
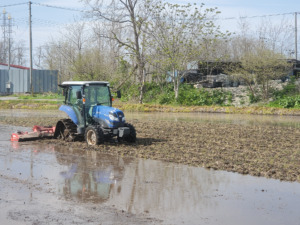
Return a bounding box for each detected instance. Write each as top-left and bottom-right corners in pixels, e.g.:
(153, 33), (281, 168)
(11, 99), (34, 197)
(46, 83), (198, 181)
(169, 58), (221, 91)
(29, 1), (33, 95)
(8, 14), (11, 69)
(2, 8), (7, 63)
(295, 12), (298, 61)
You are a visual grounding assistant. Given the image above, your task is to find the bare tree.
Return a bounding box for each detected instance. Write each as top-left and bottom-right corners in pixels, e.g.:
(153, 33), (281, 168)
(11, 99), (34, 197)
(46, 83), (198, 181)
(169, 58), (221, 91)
(0, 39), (27, 66)
(39, 21), (91, 81)
(228, 16), (294, 61)
(228, 47), (292, 100)
(82, 0), (155, 103)
(256, 17), (294, 55)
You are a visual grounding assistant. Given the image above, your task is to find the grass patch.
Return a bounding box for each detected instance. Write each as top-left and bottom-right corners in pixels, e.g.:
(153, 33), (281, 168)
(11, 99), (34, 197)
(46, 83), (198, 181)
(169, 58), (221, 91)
(13, 92), (64, 101)
(114, 101), (300, 115)
(0, 100), (60, 110)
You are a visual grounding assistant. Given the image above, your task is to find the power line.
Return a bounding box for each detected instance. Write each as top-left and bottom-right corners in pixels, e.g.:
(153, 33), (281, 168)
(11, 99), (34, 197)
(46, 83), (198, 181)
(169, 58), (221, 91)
(1, 2), (299, 56)
(1, 2), (299, 23)
(30, 2), (300, 21)
(0, 2), (28, 8)
(219, 12), (298, 21)
(32, 2), (87, 13)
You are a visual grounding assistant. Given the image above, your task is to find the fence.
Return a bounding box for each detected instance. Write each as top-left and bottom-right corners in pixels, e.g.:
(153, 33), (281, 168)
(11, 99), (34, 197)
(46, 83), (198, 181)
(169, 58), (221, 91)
(0, 69), (58, 95)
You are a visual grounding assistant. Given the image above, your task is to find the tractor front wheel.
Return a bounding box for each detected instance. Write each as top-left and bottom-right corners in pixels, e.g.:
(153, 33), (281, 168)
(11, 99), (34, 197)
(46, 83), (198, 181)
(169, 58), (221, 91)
(85, 126), (104, 146)
(121, 123), (136, 143)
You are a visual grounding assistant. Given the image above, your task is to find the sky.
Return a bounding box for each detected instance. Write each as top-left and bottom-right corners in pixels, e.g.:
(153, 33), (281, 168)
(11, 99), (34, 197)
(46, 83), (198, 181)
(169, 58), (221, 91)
(0, 0), (300, 65)
(175, 0), (300, 16)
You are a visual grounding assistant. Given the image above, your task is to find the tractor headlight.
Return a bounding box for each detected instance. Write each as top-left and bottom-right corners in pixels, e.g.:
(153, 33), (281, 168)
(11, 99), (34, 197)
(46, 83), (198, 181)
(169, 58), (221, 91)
(122, 117), (125, 122)
(109, 112), (119, 122)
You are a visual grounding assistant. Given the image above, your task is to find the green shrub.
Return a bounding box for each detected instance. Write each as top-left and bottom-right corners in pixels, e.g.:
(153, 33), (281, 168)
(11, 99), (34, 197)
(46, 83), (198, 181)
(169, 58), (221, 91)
(249, 93), (261, 103)
(143, 83), (169, 103)
(121, 82), (174, 104)
(177, 84), (232, 106)
(268, 95), (300, 108)
(268, 76), (300, 108)
(120, 83), (140, 102)
(278, 96), (300, 108)
(158, 91), (175, 104)
(227, 92), (233, 104)
(120, 82), (232, 106)
(273, 77), (299, 99)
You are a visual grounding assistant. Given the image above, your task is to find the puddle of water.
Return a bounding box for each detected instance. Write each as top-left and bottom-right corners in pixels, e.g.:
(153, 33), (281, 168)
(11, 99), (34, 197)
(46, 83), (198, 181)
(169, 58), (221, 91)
(125, 112), (300, 128)
(1, 109), (299, 128)
(0, 124), (299, 225)
(115, 160), (300, 225)
(0, 109), (63, 118)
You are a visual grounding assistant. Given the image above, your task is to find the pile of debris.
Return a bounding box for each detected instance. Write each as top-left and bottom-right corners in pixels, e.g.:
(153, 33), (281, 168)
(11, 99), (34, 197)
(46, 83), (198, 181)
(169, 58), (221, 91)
(182, 69), (238, 88)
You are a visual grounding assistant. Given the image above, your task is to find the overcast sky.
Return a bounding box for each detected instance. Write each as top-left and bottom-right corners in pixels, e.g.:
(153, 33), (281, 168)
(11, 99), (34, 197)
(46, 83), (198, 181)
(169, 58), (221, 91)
(0, 0), (299, 64)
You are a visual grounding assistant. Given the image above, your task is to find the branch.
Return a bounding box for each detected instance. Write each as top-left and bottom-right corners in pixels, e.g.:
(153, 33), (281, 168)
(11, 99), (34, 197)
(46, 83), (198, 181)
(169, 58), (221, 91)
(90, 6), (131, 24)
(115, 64), (138, 90)
(111, 32), (136, 51)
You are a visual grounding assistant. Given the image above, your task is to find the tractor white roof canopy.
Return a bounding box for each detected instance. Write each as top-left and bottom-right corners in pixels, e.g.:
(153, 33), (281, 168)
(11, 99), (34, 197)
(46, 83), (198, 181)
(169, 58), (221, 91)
(60, 81), (110, 86)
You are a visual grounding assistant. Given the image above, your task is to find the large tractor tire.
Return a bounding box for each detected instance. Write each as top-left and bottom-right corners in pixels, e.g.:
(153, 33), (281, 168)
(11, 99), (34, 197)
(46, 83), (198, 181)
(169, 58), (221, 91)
(122, 123), (136, 143)
(85, 125), (104, 146)
(54, 119), (77, 142)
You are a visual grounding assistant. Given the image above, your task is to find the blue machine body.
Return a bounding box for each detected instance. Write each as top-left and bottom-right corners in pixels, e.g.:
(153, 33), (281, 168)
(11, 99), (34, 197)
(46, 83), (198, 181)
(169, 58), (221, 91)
(59, 104), (125, 129)
(59, 105), (79, 125)
(91, 105), (125, 128)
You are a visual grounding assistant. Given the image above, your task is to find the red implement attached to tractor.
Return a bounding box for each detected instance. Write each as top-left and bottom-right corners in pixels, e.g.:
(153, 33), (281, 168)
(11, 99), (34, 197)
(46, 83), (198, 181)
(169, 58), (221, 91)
(11, 126), (56, 142)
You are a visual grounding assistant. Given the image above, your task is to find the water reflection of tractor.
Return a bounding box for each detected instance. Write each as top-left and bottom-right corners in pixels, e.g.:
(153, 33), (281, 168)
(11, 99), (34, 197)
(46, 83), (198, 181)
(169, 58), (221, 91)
(54, 81), (136, 146)
(55, 146), (128, 203)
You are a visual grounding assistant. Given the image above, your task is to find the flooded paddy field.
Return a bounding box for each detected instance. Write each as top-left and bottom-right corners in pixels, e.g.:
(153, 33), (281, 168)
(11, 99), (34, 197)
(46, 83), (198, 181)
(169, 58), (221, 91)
(1, 110), (300, 181)
(0, 110), (300, 224)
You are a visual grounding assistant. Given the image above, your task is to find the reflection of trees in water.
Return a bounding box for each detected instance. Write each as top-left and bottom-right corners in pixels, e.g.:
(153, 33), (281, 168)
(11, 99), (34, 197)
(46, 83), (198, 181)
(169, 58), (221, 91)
(54, 145), (231, 217)
(109, 160), (231, 217)
(54, 145), (132, 203)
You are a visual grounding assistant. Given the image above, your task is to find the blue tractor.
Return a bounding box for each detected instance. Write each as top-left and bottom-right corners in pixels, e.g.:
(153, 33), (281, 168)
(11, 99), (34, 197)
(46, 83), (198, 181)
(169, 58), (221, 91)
(54, 81), (136, 146)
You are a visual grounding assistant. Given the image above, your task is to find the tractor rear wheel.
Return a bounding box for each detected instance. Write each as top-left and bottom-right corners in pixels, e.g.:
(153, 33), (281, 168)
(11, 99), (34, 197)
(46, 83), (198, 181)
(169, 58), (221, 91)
(85, 126), (104, 146)
(54, 119), (77, 142)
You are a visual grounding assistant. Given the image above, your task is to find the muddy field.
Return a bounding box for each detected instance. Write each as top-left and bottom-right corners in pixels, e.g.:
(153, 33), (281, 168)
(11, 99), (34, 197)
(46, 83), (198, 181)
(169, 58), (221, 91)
(1, 114), (300, 182)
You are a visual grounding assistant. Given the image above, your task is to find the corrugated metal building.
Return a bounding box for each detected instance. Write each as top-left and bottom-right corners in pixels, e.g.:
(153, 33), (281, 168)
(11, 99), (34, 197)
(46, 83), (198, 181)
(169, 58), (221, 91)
(0, 63), (58, 94)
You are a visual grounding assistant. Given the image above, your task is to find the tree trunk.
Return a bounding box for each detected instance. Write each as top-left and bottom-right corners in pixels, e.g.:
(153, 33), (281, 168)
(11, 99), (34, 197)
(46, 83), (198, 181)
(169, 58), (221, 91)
(139, 84), (144, 104)
(129, 0), (145, 104)
(175, 84), (179, 100)
(139, 68), (145, 104)
(173, 69), (179, 100)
